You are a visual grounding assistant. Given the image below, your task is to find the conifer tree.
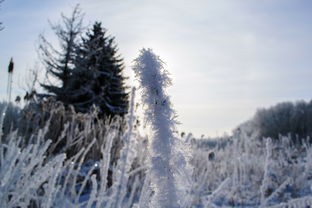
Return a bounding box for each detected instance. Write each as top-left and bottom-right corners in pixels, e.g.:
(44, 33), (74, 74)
(68, 22), (128, 116)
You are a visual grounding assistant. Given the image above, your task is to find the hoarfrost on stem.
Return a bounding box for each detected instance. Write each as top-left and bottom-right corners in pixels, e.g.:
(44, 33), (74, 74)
(133, 48), (187, 208)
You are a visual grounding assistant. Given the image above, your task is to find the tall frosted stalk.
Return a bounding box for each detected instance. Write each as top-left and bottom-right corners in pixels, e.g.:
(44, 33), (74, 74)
(133, 48), (180, 208)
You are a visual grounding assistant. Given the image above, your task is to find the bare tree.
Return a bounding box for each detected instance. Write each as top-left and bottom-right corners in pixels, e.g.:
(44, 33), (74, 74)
(17, 64), (41, 103)
(39, 5), (84, 101)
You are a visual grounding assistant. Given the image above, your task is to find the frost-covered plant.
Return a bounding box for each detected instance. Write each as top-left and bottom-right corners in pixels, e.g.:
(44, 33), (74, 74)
(51, 88), (146, 208)
(18, 98), (125, 164)
(133, 48), (190, 208)
(190, 129), (312, 208)
(112, 89), (134, 204)
(0, 101), (20, 140)
(0, 94), (149, 208)
(0, 117), (65, 207)
(260, 137), (299, 207)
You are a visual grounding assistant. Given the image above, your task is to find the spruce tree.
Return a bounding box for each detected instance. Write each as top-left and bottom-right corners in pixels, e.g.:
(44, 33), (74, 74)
(67, 22), (129, 116)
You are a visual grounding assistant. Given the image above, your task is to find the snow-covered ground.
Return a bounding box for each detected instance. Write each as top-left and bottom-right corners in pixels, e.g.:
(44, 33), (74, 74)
(1, 49), (312, 207)
(2, 101), (312, 207)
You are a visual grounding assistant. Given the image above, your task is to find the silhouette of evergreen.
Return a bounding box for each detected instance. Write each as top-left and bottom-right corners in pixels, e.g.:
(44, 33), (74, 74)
(66, 22), (129, 116)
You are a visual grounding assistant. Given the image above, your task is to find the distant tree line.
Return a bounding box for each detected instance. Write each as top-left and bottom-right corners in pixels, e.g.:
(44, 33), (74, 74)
(236, 100), (312, 143)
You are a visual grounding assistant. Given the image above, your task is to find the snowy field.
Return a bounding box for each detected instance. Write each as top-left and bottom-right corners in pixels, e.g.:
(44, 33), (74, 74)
(1, 49), (312, 208)
(2, 103), (312, 208)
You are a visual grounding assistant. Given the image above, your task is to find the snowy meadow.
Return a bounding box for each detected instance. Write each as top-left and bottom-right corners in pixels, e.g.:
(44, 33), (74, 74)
(1, 48), (312, 208)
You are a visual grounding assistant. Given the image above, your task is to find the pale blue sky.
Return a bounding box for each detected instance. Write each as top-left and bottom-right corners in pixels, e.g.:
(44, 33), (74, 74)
(1, 0), (312, 137)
